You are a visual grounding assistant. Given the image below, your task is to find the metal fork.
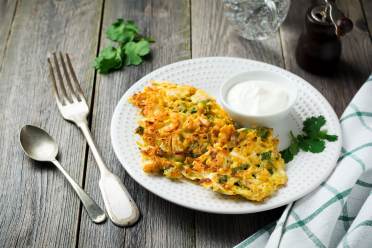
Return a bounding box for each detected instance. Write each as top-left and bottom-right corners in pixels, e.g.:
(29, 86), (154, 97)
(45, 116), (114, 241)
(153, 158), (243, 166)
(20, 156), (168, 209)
(47, 52), (140, 226)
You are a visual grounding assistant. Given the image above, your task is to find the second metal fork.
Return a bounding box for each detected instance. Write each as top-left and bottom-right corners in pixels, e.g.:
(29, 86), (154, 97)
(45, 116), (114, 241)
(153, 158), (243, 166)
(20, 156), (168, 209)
(48, 52), (140, 226)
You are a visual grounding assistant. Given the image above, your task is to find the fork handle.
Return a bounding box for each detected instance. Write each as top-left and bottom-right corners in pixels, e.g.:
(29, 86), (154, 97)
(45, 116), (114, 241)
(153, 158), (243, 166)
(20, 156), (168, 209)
(78, 122), (140, 226)
(99, 171), (140, 226)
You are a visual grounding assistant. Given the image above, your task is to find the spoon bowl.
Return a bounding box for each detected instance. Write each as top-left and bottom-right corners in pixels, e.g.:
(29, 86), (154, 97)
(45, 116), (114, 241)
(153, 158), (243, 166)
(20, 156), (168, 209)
(19, 124), (107, 224)
(20, 125), (58, 162)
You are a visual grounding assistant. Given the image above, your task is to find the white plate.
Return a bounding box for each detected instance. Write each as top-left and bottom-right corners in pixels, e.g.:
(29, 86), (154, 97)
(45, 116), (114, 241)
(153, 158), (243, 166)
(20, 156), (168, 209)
(111, 57), (342, 214)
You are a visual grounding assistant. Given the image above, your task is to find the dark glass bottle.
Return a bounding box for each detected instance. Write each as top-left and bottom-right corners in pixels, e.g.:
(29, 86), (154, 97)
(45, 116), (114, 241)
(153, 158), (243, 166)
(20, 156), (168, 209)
(296, 6), (341, 75)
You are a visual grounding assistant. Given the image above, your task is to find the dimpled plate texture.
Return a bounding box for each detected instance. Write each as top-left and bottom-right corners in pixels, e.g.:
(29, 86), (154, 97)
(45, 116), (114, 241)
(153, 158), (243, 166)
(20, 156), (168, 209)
(111, 57), (342, 214)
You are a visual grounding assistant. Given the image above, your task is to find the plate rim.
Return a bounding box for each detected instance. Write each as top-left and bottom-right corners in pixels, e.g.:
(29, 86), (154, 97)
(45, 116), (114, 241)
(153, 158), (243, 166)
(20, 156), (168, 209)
(110, 56), (342, 214)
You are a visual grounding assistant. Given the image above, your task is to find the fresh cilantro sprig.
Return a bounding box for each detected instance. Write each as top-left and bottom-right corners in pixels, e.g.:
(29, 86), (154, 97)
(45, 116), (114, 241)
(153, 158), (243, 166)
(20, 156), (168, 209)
(94, 19), (154, 74)
(280, 116), (338, 163)
(106, 19), (140, 43)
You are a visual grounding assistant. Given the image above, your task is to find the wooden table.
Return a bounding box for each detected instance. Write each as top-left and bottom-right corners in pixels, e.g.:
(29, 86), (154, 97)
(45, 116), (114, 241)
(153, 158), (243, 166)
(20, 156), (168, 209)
(0, 0), (370, 247)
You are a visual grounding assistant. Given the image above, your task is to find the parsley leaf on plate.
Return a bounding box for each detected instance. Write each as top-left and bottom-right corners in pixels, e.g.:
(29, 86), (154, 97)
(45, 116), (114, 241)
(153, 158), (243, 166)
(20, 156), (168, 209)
(280, 148), (294, 163)
(303, 116), (326, 138)
(280, 132), (299, 163)
(297, 136), (325, 153)
(288, 132), (300, 155)
(318, 131), (338, 141)
(280, 116), (338, 163)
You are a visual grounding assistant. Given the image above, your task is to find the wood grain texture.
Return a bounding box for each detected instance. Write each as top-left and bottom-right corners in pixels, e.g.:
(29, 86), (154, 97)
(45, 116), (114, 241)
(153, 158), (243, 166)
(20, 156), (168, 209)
(0, 0), (102, 247)
(191, 0), (284, 247)
(0, 0), (370, 247)
(0, 0), (18, 69)
(77, 0), (193, 247)
(191, 0), (284, 65)
(361, 0), (372, 36)
(280, 0), (372, 116)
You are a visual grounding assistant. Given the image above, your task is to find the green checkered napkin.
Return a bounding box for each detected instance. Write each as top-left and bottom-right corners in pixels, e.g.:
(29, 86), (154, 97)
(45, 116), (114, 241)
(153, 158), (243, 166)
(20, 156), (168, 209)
(236, 75), (372, 248)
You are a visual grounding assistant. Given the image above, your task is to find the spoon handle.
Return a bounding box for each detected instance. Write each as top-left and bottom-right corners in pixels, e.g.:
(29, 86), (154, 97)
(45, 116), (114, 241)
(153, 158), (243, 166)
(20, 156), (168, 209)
(51, 159), (106, 224)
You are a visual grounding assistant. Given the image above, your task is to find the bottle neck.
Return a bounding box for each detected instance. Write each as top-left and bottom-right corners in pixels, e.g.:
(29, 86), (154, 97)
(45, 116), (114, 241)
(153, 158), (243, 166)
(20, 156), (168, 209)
(305, 5), (338, 40)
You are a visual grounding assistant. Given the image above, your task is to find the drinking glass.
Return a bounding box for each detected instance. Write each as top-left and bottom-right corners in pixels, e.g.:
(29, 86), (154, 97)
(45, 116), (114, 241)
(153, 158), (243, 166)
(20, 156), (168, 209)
(223, 0), (291, 40)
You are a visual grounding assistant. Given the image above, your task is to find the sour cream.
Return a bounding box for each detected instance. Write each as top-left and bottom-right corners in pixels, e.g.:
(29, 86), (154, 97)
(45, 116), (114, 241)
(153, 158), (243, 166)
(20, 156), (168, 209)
(226, 80), (290, 116)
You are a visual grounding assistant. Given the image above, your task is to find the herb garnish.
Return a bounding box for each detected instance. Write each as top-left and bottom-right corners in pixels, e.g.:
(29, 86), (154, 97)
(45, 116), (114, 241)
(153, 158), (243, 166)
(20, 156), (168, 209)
(257, 127), (269, 140)
(261, 151), (272, 161)
(232, 163), (249, 174)
(280, 116), (338, 163)
(94, 19), (154, 74)
(218, 175), (228, 184)
(190, 107), (198, 114)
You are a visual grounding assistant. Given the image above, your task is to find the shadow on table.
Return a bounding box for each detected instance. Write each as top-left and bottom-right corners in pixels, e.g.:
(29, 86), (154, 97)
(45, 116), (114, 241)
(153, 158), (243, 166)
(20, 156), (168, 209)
(194, 207), (284, 247)
(123, 174), (285, 248)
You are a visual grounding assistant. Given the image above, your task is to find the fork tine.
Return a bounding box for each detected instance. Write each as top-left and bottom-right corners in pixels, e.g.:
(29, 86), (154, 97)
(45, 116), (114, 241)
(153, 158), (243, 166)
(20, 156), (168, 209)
(48, 57), (64, 107)
(65, 53), (86, 102)
(51, 52), (72, 103)
(59, 52), (78, 102)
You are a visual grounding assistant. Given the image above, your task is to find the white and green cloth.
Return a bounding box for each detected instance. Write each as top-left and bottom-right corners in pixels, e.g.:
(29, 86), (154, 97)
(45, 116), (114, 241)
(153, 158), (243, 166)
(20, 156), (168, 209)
(236, 75), (372, 248)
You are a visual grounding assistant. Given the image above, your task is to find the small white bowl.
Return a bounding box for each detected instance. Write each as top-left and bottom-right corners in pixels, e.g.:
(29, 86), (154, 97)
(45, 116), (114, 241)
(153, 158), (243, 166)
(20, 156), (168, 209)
(220, 70), (298, 127)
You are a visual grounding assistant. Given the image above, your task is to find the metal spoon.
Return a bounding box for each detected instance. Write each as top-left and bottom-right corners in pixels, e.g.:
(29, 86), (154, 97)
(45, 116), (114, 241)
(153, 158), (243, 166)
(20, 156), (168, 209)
(19, 125), (106, 224)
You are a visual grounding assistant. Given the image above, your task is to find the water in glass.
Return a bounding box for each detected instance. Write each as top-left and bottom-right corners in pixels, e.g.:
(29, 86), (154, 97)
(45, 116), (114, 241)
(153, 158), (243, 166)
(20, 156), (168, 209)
(223, 0), (291, 40)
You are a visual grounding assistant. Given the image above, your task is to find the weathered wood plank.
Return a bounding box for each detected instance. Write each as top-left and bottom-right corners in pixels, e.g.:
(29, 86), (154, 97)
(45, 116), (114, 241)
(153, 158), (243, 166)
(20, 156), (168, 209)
(77, 0), (193, 247)
(0, 0), (103, 247)
(191, 0), (285, 247)
(191, 0), (284, 64)
(361, 0), (372, 36)
(280, 0), (372, 116)
(0, 0), (18, 69)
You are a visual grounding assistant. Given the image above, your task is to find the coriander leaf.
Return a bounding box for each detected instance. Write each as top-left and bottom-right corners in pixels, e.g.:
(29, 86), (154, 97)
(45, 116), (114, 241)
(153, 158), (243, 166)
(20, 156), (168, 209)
(318, 131), (338, 141)
(123, 40), (151, 66)
(280, 132), (299, 163)
(94, 46), (123, 74)
(298, 136), (325, 153)
(136, 34), (156, 43)
(324, 134), (338, 141)
(280, 115), (338, 163)
(145, 36), (156, 43)
(303, 116), (326, 138)
(94, 19), (154, 74)
(280, 148), (294, 163)
(289, 140), (299, 155)
(288, 131), (300, 155)
(106, 19), (139, 43)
